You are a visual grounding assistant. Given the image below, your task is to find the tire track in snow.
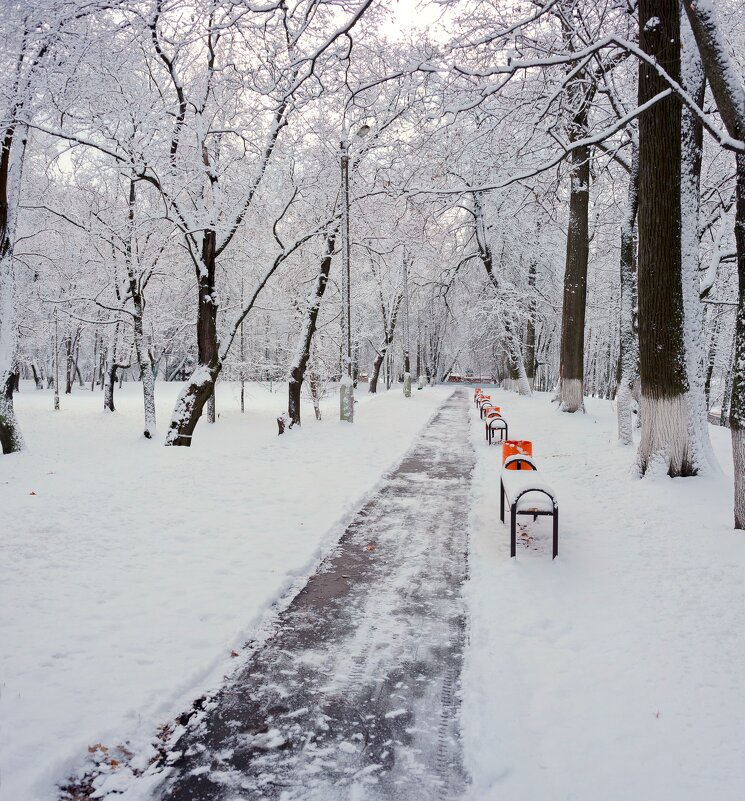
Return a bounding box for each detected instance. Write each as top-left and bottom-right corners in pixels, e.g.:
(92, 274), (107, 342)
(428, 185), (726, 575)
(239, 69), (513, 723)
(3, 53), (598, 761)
(156, 390), (475, 801)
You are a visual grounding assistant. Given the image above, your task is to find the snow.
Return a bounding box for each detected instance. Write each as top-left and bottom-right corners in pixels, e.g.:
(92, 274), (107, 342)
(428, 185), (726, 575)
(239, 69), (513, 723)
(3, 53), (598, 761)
(500, 470), (557, 513)
(0, 379), (451, 801)
(5, 382), (745, 801)
(464, 387), (745, 801)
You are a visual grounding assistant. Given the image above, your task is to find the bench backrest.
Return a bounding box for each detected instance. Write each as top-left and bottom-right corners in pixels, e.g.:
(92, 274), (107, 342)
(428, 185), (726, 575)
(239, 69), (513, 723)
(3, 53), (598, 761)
(503, 454), (537, 470)
(502, 439), (533, 467)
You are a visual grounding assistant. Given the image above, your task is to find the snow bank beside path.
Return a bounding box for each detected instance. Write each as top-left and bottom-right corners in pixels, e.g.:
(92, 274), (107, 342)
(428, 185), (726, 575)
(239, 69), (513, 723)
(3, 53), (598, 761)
(464, 388), (745, 801)
(0, 381), (451, 801)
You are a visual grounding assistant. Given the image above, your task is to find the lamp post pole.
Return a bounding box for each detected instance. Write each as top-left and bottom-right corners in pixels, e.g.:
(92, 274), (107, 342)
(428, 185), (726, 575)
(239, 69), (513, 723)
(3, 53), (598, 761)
(339, 136), (354, 422)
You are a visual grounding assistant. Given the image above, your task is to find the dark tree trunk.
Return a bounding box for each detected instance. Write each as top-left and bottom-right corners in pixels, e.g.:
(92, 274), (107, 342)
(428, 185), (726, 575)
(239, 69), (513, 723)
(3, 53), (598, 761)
(368, 292), (403, 395)
(525, 258), (537, 389)
(165, 230), (220, 446)
(0, 122), (26, 453)
(64, 335), (74, 394)
(287, 232), (335, 426)
(104, 363), (119, 412)
(0, 372), (16, 454)
(369, 353), (385, 394)
(636, 0), (693, 476)
(558, 128), (590, 412)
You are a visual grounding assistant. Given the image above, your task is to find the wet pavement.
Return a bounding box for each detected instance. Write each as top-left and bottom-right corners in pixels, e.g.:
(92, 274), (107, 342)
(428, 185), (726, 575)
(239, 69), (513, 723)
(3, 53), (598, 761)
(156, 390), (475, 801)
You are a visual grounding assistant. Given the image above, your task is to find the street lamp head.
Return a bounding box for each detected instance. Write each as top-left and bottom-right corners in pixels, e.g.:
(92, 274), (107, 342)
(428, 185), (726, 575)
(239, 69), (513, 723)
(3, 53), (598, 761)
(356, 124), (371, 139)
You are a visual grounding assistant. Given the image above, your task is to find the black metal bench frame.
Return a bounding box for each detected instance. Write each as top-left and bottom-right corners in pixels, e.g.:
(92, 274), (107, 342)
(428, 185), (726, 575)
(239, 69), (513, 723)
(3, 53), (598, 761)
(485, 416), (508, 445)
(500, 460), (558, 559)
(479, 400), (495, 419)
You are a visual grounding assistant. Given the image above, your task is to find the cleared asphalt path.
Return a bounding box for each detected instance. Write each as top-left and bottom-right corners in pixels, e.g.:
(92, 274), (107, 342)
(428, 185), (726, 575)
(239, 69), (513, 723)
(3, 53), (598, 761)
(157, 390), (475, 801)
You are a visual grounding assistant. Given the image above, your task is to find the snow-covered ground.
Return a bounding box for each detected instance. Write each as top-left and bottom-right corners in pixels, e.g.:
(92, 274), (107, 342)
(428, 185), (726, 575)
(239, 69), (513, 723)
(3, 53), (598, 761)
(0, 380), (451, 801)
(464, 387), (745, 801)
(4, 382), (744, 801)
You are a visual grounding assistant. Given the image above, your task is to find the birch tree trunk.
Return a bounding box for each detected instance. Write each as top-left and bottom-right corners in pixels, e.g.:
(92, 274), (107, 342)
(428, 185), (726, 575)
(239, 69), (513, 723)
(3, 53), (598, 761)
(636, 0), (696, 477)
(124, 178), (156, 438)
(287, 232), (335, 426)
(617, 146), (639, 445)
(731, 156), (745, 527)
(682, 0), (745, 523)
(680, 20), (718, 472)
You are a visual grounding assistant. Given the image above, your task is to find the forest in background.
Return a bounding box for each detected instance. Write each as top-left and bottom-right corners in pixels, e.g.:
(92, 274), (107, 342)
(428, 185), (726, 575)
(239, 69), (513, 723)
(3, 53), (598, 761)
(0, 0), (743, 525)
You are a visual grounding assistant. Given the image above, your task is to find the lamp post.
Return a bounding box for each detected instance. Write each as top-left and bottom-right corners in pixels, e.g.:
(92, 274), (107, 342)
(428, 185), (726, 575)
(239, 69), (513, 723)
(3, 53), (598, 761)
(339, 124), (370, 422)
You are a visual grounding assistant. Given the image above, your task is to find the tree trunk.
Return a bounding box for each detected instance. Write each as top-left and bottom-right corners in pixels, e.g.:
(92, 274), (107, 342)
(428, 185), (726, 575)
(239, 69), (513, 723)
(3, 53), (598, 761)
(703, 311), (720, 408)
(287, 232), (335, 426)
(165, 230), (219, 446)
(64, 333), (74, 394)
(682, 0), (745, 524)
(369, 352), (384, 394)
(525, 258), (537, 389)
(680, 20), (717, 472)
(558, 134), (590, 412)
(369, 292), (403, 395)
(104, 361), (119, 412)
(125, 178), (156, 438)
(103, 323), (127, 413)
(617, 145), (639, 445)
(31, 362), (42, 389)
(472, 191), (531, 395)
(731, 154), (745, 526)
(636, 0), (694, 477)
(0, 122), (27, 454)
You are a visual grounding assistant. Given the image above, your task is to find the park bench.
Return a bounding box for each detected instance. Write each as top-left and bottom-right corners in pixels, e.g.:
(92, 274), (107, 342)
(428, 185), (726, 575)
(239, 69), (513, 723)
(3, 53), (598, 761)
(478, 398), (495, 419)
(499, 441), (559, 559)
(484, 408), (509, 444)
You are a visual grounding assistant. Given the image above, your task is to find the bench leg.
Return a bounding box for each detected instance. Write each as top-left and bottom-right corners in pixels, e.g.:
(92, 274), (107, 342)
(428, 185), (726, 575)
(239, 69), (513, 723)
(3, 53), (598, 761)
(504, 422), (508, 441)
(500, 479), (505, 523)
(485, 423), (488, 443)
(510, 503), (517, 558)
(553, 508), (559, 559)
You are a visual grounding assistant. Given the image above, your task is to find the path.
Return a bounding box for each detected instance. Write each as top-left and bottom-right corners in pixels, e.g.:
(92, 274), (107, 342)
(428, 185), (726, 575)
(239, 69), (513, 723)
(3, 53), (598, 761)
(157, 390), (475, 801)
